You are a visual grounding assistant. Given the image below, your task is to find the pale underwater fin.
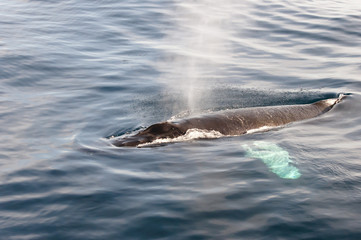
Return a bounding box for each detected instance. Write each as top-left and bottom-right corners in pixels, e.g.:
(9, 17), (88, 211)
(243, 141), (301, 179)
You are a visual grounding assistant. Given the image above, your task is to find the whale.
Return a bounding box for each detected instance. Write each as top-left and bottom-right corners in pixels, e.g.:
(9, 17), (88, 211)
(112, 94), (345, 147)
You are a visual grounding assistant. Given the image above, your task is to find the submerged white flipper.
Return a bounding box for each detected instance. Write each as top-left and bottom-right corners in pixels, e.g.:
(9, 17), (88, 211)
(243, 141), (301, 179)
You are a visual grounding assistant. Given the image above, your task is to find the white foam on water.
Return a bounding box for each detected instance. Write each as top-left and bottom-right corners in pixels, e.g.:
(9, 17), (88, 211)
(246, 126), (276, 134)
(138, 128), (223, 147)
(138, 125), (280, 147)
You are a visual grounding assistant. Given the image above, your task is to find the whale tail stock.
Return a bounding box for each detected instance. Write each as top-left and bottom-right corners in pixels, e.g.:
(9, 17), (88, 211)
(336, 93), (347, 104)
(327, 93), (347, 108)
(309, 93), (346, 116)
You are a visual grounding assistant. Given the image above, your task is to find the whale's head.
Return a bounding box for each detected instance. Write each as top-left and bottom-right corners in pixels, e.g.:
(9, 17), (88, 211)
(112, 122), (184, 147)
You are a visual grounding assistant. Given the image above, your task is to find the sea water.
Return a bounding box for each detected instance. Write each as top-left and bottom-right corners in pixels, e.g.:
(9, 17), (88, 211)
(1, 0), (361, 239)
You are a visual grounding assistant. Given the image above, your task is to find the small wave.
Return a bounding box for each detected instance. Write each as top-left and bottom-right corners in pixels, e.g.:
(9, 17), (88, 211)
(138, 128), (223, 147)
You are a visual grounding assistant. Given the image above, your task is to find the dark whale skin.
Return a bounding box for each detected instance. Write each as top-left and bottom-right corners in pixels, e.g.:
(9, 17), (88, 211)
(112, 96), (344, 147)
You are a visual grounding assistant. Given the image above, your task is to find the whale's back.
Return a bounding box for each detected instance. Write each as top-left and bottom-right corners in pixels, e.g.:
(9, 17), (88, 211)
(173, 96), (343, 135)
(112, 95), (345, 147)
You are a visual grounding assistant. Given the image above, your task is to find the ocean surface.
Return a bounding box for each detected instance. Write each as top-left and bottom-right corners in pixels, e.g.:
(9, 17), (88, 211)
(1, 0), (361, 239)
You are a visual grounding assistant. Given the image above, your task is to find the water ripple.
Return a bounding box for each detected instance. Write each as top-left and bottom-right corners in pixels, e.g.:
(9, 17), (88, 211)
(1, 0), (361, 239)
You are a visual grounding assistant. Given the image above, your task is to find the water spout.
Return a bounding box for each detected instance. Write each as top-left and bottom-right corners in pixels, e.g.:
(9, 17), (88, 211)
(156, 0), (243, 113)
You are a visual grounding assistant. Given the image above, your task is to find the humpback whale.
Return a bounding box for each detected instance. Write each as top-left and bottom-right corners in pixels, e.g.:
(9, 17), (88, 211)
(112, 95), (345, 147)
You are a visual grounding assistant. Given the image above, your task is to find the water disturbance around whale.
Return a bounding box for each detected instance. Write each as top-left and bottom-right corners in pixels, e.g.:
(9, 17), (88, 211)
(112, 94), (345, 147)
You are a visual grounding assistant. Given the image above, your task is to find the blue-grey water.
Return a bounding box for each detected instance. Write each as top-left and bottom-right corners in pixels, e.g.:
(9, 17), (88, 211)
(1, 0), (361, 239)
